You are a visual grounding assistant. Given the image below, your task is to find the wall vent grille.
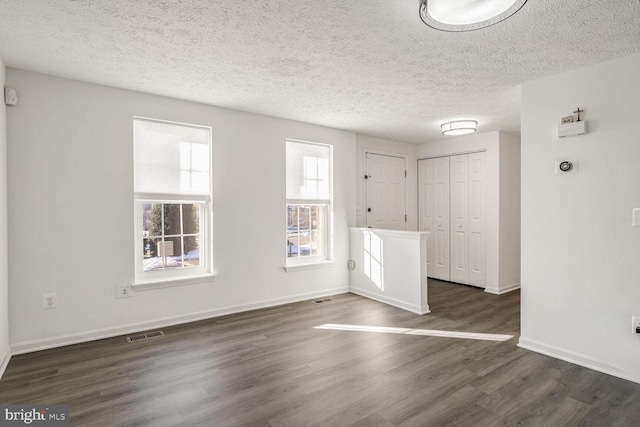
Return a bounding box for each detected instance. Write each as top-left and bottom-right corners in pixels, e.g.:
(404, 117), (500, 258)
(312, 298), (333, 305)
(127, 331), (165, 343)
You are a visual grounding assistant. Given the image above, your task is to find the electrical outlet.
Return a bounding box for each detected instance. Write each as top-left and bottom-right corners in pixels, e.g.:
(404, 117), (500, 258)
(42, 293), (57, 309)
(117, 285), (132, 299)
(348, 260), (356, 270)
(632, 316), (640, 334)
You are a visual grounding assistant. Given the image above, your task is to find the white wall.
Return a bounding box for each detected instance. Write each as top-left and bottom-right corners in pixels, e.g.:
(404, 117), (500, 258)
(349, 228), (429, 314)
(6, 69), (356, 352)
(417, 131), (521, 294)
(355, 134), (418, 230)
(0, 56), (10, 375)
(519, 53), (640, 383)
(499, 132), (521, 290)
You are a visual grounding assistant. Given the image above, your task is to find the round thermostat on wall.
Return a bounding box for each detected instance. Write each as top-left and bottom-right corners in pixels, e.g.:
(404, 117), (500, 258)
(555, 159), (579, 174)
(559, 161), (573, 172)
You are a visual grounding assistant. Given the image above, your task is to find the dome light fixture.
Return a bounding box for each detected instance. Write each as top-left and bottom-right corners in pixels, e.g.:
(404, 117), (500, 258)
(441, 120), (478, 136)
(419, 0), (527, 32)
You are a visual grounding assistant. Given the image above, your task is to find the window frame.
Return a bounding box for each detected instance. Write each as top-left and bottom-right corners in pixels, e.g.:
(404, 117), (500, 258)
(285, 139), (333, 268)
(133, 117), (213, 288)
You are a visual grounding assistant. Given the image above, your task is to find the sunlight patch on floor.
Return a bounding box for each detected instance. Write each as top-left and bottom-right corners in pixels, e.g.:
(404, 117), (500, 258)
(314, 323), (513, 341)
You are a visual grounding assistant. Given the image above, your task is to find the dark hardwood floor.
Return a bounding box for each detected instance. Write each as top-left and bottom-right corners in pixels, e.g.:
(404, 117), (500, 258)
(2, 280), (640, 426)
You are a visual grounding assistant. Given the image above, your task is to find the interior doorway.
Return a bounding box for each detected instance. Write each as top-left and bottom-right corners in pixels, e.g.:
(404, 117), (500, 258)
(365, 152), (407, 230)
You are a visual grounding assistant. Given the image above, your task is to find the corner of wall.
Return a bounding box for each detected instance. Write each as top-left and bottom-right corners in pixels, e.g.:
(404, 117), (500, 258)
(0, 55), (10, 378)
(497, 132), (521, 293)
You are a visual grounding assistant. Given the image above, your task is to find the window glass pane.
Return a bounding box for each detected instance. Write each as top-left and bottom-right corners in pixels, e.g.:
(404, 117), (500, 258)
(154, 238), (181, 271)
(286, 205), (324, 258)
(143, 237), (162, 271)
(142, 203), (154, 237)
(287, 205), (301, 258)
(147, 203), (164, 237)
(310, 207), (318, 230)
(163, 204), (182, 236)
(183, 238), (201, 268)
(182, 204), (200, 234)
(310, 230), (321, 256)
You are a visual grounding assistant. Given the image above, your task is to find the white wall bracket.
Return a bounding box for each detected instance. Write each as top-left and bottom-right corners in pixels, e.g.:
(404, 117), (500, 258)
(558, 121), (587, 138)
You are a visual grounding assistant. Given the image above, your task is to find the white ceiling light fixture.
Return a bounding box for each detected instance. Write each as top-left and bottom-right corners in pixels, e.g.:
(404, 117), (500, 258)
(419, 0), (527, 32)
(441, 120), (478, 136)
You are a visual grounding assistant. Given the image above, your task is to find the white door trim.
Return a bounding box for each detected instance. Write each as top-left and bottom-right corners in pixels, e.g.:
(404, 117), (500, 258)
(418, 149), (487, 161)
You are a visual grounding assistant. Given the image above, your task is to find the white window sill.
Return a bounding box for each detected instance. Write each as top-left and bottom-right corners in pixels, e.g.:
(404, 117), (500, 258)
(133, 272), (217, 291)
(284, 261), (336, 273)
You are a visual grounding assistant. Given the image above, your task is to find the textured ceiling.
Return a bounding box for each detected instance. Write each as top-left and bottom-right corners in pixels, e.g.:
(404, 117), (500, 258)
(0, 0), (639, 143)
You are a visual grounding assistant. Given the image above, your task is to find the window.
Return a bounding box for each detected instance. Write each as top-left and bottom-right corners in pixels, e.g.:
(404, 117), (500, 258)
(134, 118), (212, 285)
(286, 139), (332, 266)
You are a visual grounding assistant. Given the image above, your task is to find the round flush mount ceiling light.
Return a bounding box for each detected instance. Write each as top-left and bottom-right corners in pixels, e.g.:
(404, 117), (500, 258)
(419, 0), (527, 32)
(441, 120), (478, 136)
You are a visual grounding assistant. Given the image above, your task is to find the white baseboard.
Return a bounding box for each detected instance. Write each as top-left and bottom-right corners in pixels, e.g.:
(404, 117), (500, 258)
(518, 336), (640, 384)
(11, 286), (349, 355)
(485, 282), (520, 295)
(350, 287), (430, 315)
(0, 348), (11, 380)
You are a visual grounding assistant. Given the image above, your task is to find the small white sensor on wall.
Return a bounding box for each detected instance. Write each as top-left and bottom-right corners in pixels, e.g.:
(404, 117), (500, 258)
(4, 88), (18, 106)
(555, 159), (579, 174)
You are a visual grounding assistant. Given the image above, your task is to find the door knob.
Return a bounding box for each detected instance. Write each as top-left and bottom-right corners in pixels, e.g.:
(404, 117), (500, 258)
(367, 208), (372, 212)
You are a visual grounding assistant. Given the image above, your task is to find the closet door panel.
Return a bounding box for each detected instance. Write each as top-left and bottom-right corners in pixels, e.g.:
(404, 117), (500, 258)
(468, 151), (487, 287)
(418, 157), (450, 281)
(450, 154), (469, 284)
(432, 157), (450, 280)
(418, 159), (434, 273)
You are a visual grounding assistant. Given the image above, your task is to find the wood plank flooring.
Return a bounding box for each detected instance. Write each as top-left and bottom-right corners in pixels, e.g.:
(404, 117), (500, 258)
(2, 280), (640, 426)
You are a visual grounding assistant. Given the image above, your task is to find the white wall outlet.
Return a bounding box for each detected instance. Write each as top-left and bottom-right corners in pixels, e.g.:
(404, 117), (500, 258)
(348, 259), (356, 270)
(356, 207), (362, 215)
(632, 316), (640, 334)
(42, 293), (57, 309)
(632, 209), (640, 227)
(4, 88), (18, 106)
(117, 285), (132, 299)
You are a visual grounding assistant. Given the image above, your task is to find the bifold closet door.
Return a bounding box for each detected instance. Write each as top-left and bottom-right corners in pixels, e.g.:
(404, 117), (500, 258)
(449, 152), (487, 287)
(419, 152), (485, 287)
(449, 154), (469, 284)
(418, 157), (450, 281)
(467, 151), (486, 287)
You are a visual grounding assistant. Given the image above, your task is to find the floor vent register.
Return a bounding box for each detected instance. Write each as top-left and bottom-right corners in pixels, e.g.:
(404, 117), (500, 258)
(127, 330), (165, 343)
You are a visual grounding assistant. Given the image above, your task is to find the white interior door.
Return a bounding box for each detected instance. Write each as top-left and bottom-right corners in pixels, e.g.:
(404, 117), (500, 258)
(450, 154), (469, 284)
(418, 157), (450, 280)
(468, 151), (486, 287)
(365, 153), (406, 230)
